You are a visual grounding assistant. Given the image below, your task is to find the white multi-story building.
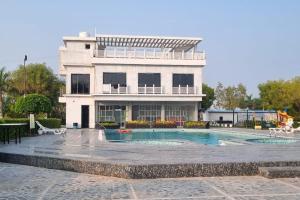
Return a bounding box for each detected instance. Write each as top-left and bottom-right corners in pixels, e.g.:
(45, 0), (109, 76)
(59, 32), (206, 128)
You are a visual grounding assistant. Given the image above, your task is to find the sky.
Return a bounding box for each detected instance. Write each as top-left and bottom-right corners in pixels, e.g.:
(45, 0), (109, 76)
(0, 0), (300, 96)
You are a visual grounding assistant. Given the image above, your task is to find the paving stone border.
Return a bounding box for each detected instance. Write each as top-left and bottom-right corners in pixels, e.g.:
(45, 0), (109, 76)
(1, 152), (300, 179)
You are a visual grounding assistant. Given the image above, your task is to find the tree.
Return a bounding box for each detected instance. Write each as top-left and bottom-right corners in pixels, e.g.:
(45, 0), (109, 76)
(214, 82), (225, 109)
(241, 95), (262, 110)
(258, 77), (300, 119)
(0, 67), (10, 118)
(214, 82), (247, 110)
(9, 63), (64, 104)
(15, 94), (52, 115)
(201, 83), (215, 111)
(258, 80), (293, 110)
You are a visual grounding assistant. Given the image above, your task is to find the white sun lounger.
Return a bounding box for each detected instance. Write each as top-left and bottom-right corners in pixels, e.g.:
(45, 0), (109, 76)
(36, 121), (66, 135)
(269, 127), (295, 137)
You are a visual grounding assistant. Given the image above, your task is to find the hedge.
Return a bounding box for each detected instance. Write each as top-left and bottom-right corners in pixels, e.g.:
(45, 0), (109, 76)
(126, 120), (150, 128)
(183, 121), (209, 129)
(0, 118), (61, 128)
(0, 118), (62, 138)
(153, 121), (177, 128)
(96, 121), (120, 129)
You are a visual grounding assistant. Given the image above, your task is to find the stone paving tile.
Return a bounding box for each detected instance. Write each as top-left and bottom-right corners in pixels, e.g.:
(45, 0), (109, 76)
(130, 178), (225, 199)
(277, 177), (300, 188)
(233, 195), (300, 200)
(2, 163), (300, 200)
(204, 176), (300, 196)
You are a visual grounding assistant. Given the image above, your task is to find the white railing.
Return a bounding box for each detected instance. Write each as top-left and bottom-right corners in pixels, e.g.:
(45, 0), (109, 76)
(103, 84), (128, 94)
(94, 49), (205, 60)
(172, 85), (196, 94)
(138, 85), (163, 94)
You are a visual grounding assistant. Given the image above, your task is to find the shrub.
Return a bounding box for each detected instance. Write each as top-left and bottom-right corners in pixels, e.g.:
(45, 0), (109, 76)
(0, 118), (61, 128)
(97, 121), (120, 129)
(126, 120), (150, 128)
(15, 94), (52, 115)
(153, 121), (177, 128)
(0, 118), (61, 137)
(184, 121), (209, 129)
(37, 118), (61, 128)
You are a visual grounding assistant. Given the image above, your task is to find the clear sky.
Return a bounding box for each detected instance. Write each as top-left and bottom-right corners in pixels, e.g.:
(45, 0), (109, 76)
(0, 0), (299, 96)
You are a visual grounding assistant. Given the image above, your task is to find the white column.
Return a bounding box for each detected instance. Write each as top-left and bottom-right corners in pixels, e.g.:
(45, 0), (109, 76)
(194, 102), (198, 121)
(126, 104), (132, 121)
(161, 104), (165, 121)
(89, 102), (95, 128)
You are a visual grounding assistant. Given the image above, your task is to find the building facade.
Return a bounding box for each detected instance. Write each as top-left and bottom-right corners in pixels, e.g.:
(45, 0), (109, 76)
(59, 32), (206, 128)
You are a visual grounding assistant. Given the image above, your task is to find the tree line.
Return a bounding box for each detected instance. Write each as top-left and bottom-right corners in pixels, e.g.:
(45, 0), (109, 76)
(202, 77), (300, 120)
(0, 63), (64, 119)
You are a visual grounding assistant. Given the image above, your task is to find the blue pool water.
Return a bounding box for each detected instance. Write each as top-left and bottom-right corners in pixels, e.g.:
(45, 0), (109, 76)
(104, 129), (263, 146)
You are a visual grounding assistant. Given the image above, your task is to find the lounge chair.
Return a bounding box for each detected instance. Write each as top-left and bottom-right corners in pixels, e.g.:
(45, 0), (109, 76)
(293, 127), (300, 132)
(269, 126), (294, 137)
(36, 121), (66, 135)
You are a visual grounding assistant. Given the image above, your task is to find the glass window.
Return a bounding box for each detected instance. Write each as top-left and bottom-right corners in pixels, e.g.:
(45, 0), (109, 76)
(138, 73), (161, 87)
(71, 74), (90, 94)
(132, 104), (161, 122)
(165, 105), (194, 123)
(85, 44), (90, 49)
(95, 104), (126, 123)
(103, 73), (126, 87)
(173, 74), (194, 87)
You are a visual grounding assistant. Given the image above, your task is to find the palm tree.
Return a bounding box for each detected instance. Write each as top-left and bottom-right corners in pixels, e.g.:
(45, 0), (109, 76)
(0, 67), (9, 118)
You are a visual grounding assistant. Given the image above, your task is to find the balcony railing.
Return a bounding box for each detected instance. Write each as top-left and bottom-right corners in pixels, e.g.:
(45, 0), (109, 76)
(103, 84), (128, 94)
(138, 86), (163, 94)
(172, 85), (196, 94)
(94, 49), (205, 60)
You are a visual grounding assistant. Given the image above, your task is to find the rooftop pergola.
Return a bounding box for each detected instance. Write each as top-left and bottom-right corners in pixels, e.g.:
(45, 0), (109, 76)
(96, 34), (202, 51)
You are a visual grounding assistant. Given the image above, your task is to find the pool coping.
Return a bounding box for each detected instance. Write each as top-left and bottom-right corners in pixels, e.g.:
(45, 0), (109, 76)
(1, 151), (300, 179)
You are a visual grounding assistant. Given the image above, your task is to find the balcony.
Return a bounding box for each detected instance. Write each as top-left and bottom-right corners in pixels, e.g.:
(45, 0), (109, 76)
(172, 86), (196, 94)
(138, 86), (163, 94)
(103, 84), (128, 94)
(94, 49), (205, 60)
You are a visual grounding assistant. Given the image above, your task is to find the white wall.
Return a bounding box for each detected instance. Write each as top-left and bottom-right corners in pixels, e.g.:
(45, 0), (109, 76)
(65, 97), (95, 128)
(204, 112), (239, 124)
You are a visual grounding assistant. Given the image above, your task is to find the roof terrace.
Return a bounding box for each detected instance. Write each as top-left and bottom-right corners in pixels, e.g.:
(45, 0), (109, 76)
(94, 34), (205, 60)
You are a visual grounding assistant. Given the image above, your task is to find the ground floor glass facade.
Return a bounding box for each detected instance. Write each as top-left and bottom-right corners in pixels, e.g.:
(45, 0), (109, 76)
(95, 102), (198, 124)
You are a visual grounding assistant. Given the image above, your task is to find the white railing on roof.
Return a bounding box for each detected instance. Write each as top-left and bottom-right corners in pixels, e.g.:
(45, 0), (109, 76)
(94, 49), (205, 60)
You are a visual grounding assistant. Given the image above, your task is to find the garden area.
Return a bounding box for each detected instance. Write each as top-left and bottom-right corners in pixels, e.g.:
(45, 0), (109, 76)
(0, 64), (64, 138)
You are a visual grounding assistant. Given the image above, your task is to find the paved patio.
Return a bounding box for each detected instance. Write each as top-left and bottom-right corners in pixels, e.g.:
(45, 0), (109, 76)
(1, 162), (300, 200)
(0, 128), (300, 165)
(0, 128), (300, 178)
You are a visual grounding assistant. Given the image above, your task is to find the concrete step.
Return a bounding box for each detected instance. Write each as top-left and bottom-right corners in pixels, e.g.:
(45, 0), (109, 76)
(259, 166), (300, 178)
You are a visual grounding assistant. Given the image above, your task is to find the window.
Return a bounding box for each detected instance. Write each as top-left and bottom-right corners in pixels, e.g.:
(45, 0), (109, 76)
(95, 104), (126, 122)
(103, 73), (126, 87)
(165, 105), (194, 122)
(71, 74), (90, 94)
(173, 74), (194, 87)
(85, 44), (90, 49)
(138, 73), (161, 87)
(132, 104), (161, 122)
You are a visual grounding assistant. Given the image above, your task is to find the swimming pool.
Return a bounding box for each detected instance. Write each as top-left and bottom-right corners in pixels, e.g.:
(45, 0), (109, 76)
(104, 129), (270, 146)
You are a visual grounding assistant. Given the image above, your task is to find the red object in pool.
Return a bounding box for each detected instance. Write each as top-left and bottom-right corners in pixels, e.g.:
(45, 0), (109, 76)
(118, 129), (132, 134)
